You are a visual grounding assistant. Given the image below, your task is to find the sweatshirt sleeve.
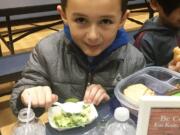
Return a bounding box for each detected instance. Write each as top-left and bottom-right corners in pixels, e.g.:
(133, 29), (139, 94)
(10, 43), (50, 117)
(134, 32), (156, 67)
(139, 38), (156, 66)
(129, 44), (146, 74)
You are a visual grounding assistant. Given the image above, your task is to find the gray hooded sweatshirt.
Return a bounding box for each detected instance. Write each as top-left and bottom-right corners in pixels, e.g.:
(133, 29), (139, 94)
(134, 16), (180, 66)
(10, 30), (145, 116)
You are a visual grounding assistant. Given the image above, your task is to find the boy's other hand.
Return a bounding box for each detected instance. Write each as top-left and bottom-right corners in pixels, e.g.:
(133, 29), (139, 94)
(21, 86), (58, 109)
(83, 84), (110, 106)
(168, 60), (180, 72)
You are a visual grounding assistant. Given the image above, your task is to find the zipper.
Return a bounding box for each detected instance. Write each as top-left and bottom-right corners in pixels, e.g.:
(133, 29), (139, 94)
(87, 72), (93, 86)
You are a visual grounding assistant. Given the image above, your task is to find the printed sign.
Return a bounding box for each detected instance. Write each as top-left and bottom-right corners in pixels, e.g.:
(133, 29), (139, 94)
(136, 96), (180, 135)
(148, 108), (180, 135)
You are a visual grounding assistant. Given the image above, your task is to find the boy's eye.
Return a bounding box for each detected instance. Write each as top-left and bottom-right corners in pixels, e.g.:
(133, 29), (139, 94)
(74, 17), (87, 24)
(100, 19), (113, 25)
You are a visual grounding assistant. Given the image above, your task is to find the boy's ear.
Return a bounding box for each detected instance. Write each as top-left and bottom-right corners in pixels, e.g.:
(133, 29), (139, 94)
(57, 5), (68, 24)
(150, 0), (158, 11)
(118, 10), (130, 28)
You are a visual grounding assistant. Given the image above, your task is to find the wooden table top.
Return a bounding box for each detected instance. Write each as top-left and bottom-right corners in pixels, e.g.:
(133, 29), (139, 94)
(1, 123), (14, 135)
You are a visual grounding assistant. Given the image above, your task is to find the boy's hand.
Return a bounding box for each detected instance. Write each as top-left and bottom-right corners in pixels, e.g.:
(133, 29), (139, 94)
(21, 86), (58, 109)
(168, 60), (180, 72)
(83, 84), (110, 106)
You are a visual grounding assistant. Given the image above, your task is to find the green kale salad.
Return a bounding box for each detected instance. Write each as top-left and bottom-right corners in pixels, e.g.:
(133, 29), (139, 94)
(53, 104), (91, 128)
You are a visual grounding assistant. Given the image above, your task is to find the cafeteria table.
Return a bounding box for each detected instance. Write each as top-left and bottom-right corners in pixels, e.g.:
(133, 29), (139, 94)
(46, 97), (137, 135)
(0, 0), (62, 54)
(1, 101), (113, 135)
(1, 97), (129, 135)
(1, 97), (138, 135)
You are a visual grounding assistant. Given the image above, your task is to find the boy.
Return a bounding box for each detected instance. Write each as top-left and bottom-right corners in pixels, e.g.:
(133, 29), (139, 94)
(10, 0), (145, 116)
(134, 0), (180, 71)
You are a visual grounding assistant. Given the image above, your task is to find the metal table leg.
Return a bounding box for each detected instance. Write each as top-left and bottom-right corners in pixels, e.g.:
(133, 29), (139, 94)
(0, 43), (2, 56)
(0, 16), (15, 54)
(6, 15), (15, 54)
(145, 0), (154, 18)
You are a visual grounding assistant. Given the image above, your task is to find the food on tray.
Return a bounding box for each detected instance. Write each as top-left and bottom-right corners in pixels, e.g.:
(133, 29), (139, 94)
(48, 102), (98, 131)
(175, 83), (180, 89)
(53, 104), (90, 128)
(166, 88), (180, 96)
(173, 47), (180, 64)
(123, 84), (155, 103)
(65, 98), (79, 103)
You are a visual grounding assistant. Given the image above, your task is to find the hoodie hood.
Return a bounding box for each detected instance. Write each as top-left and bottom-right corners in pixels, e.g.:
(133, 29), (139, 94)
(135, 16), (179, 37)
(134, 16), (180, 66)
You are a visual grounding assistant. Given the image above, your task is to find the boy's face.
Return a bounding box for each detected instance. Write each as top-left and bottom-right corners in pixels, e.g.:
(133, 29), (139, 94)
(59, 0), (126, 56)
(159, 7), (180, 28)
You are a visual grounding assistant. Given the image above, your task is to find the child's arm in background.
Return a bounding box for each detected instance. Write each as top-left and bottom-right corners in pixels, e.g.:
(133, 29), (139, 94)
(168, 47), (180, 72)
(168, 61), (180, 72)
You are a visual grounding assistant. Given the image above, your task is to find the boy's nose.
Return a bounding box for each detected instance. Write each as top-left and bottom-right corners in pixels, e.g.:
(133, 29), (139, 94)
(86, 25), (100, 43)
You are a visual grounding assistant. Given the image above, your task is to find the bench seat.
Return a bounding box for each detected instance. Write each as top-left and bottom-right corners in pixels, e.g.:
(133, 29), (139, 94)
(0, 52), (30, 84)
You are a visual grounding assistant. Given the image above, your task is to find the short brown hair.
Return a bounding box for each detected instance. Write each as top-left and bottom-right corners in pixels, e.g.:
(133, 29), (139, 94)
(61, 0), (128, 14)
(156, 0), (180, 16)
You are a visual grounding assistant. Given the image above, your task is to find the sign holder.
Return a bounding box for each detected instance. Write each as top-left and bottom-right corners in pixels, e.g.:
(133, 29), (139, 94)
(136, 96), (180, 135)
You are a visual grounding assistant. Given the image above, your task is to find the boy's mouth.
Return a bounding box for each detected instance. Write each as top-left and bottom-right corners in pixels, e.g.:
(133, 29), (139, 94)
(86, 44), (100, 51)
(85, 42), (100, 49)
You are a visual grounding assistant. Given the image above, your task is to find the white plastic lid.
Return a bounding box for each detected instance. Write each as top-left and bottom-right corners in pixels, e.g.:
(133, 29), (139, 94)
(18, 108), (35, 123)
(114, 107), (129, 122)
